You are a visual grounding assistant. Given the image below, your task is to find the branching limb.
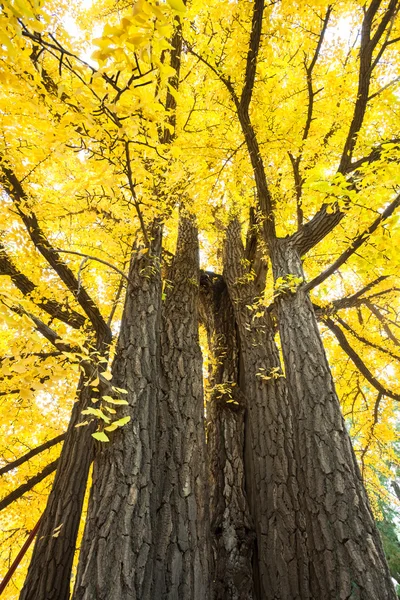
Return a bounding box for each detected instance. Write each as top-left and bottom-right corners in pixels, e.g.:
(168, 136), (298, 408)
(304, 193), (400, 290)
(55, 249), (133, 285)
(291, 0), (399, 255)
(6, 303), (79, 353)
(344, 137), (400, 173)
(339, 0), (398, 173)
(302, 6), (332, 145)
(360, 391), (383, 476)
(365, 300), (400, 346)
(124, 141), (149, 245)
(240, 0), (265, 113)
(0, 459), (59, 512)
(0, 242), (87, 330)
(0, 163), (111, 339)
(333, 315), (400, 362)
(289, 6), (333, 228)
(324, 317), (400, 401)
(0, 435), (65, 477)
(332, 276), (389, 309)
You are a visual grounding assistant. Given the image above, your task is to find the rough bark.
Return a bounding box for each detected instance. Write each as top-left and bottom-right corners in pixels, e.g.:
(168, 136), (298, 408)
(270, 238), (397, 600)
(223, 220), (309, 600)
(152, 215), (210, 599)
(200, 272), (255, 600)
(72, 232), (163, 600)
(19, 377), (99, 600)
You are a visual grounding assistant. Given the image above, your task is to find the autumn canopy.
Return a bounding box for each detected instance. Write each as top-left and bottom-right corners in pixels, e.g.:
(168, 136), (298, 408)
(0, 0), (399, 598)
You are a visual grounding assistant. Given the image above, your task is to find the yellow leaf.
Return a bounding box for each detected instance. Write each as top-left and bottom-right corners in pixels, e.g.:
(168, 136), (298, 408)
(92, 431), (110, 442)
(105, 416), (131, 432)
(166, 0), (186, 12)
(102, 396), (129, 405)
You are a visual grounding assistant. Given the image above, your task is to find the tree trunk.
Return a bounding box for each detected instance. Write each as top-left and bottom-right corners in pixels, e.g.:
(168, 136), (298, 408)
(223, 220), (310, 600)
(72, 231), (163, 600)
(152, 215), (210, 599)
(200, 272), (255, 600)
(270, 238), (396, 600)
(19, 367), (106, 600)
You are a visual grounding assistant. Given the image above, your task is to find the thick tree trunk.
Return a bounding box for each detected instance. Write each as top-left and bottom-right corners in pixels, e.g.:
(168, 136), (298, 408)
(200, 272), (255, 600)
(223, 220), (309, 600)
(19, 370), (104, 600)
(271, 238), (396, 600)
(152, 215), (210, 599)
(72, 232), (163, 600)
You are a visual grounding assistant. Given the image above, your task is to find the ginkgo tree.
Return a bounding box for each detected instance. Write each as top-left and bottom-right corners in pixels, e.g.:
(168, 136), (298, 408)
(0, 0), (399, 598)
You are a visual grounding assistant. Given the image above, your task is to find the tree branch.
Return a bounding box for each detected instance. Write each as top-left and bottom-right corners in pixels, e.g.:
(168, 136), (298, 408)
(333, 314), (400, 362)
(5, 303), (78, 353)
(0, 459), (59, 512)
(0, 435), (65, 477)
(55, 248), (132, 285)
(0, 162), (111, 339)
(0, 242), (87, 330)
(240, 0), (265, 113)
(324, 317), (400, 401)
(332, 276), (389, 309)
(304, 193), (400, 290)
(344, 137), (400, 173)
(302, 6), (332, 144)
(365, 300), (400, 346)
(339, 0), (398, 173)
(290, 0), (399, 255)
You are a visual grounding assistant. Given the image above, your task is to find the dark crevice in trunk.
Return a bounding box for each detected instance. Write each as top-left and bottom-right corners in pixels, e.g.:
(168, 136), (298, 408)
(223, 219), (310, 600)
(200, 271), (255, 600)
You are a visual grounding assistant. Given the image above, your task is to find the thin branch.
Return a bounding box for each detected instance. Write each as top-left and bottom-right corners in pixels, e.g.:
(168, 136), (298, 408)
(365, 300), (400, 346)
(344, 137), (400, 173)
(4, 302), (78, 353)
(291, 0), (399, 255)
(333, 315), (400, 362)
(0, 162), (111, 339)
(360, 391), (383, 476)
(124, 141), (149, 245)
(55, 249), (133, 285)
(332, 275), (389, 309)
(304, 193), (400, 291)
(302, 6), (332, 144)
(0, 435), (65, 477)
(0, 459), (59, 512)
(0, 242), (86, 330)
(324, 317), (400, 401)
(107, 271), (127, 328)
(185, 44), (237, 101)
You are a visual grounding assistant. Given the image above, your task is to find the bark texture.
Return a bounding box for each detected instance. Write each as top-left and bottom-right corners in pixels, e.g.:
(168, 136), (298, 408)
(200, 272), (255, 600)
(152, 215), (210, 599)
(271, 238), (397, 600)
(73, 232), (163, 600)
(223, 219), (310, 600)
(19, 378), (97, 600)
